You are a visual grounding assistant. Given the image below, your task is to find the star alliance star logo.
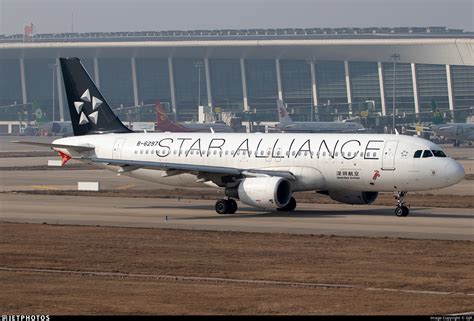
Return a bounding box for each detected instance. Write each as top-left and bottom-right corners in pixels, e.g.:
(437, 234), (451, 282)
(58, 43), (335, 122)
(74, 89), (102, 125)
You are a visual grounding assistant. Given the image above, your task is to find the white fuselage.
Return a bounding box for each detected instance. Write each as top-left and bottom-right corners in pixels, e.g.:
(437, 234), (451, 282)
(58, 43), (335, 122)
(54, 132), (464, 193)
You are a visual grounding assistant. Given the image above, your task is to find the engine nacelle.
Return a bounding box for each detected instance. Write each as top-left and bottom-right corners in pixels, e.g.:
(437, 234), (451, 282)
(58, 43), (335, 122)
(227, 177), (292, 209)
(328, 191), (378, 205)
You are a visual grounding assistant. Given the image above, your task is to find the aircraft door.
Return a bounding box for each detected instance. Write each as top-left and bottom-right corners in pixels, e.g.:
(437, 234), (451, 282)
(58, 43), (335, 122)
(112, 138), (126, 159)
(381, 141), (398, 170)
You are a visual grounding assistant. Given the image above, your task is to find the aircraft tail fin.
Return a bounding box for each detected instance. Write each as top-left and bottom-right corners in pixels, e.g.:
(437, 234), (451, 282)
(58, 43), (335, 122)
(155, 100), (188, 132)
(59, 57), (132, 136)
(277, 99), (293, 125)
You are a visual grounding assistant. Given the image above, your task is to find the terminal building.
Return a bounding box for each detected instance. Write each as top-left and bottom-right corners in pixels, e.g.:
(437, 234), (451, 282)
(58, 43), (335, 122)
(0, 26), (473, 133)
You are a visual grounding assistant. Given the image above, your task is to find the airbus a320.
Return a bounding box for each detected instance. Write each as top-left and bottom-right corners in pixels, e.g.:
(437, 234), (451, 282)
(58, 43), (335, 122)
(15, 58), (465, 217)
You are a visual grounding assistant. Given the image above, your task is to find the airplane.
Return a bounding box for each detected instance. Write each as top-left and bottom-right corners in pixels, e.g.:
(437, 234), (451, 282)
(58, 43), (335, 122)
(429, 123), (474, 146)
(406, 104), (474, 146)
(275, 100), (365, 133)
(40, 121), (74, 136)
(155, 100), (233, 133)
(13, 58), (465, 217)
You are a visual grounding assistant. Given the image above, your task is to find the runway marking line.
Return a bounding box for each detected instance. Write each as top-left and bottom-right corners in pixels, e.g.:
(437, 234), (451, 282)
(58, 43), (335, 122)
(30, 185), (59, 190)
(1, 266), (472, 297)
(115, 184), (136, 190)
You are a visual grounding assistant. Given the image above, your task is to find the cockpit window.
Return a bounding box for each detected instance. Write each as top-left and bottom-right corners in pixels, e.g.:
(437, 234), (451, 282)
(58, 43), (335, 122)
(414, 150), (422, 158)
(422, 150), (433, 158)
(432, 150), (447, 157)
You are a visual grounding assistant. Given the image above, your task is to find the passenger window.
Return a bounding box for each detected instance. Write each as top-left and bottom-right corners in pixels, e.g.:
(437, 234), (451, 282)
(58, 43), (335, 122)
(422, 150), (433, 158)
(260, 150), (264, 156)
(213, 150), (217, 155)
(414, 150), (422, 158)
(292, 151), (296, 156)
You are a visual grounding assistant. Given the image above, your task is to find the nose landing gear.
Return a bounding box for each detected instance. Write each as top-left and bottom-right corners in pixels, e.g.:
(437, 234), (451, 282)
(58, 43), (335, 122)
(394, 191), (410, 217)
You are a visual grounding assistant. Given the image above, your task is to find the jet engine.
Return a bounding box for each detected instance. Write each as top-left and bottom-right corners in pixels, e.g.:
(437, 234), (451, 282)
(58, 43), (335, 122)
(327, 191), (378, 205)
(226, 177), (292, 209)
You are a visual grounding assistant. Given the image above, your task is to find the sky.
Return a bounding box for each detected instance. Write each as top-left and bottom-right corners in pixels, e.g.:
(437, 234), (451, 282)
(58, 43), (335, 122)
(0, 0), (472, 35)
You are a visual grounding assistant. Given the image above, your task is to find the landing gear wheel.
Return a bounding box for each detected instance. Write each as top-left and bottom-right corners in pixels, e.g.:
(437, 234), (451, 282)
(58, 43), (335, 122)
(395, 205), (409, 217)
(227, 199), (238, 214)
(215, 199), (238, 215)
(393, 191), (410, 217)
(215, 199), (229, 215)
(277, 197), (297, 212)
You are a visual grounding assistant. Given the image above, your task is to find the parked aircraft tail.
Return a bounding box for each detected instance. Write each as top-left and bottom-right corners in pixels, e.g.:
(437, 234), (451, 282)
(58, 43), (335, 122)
(155, 100), (190, 132)
(277, 99), (293, 125)
(60, 57), (132, 136)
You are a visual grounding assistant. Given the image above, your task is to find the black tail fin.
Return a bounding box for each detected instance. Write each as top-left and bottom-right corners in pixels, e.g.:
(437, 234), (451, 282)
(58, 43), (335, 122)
(59, 57), (132, 136)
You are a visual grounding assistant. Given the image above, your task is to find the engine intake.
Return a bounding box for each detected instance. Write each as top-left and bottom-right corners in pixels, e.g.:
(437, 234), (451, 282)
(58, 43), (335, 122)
(226, 177), (292, 209)
(327, 191), (378, 205)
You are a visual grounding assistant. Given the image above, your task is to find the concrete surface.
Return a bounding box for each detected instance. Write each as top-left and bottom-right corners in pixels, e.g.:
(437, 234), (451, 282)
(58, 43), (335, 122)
(1, 193), (472, 241)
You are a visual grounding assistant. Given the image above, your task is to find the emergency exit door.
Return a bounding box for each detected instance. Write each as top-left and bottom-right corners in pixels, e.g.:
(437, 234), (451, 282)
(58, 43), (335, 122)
(112, 138), (126, 159)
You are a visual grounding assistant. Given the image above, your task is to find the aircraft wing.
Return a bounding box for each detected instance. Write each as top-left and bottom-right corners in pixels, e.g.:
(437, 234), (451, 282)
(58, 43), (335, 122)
(11, 141), (95, 152)
(89, 157), (296, 181)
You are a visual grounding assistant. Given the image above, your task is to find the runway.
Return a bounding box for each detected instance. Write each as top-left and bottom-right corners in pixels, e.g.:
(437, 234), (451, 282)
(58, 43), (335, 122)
(1, 136), (473, 241)
(1, 193), (472, 240)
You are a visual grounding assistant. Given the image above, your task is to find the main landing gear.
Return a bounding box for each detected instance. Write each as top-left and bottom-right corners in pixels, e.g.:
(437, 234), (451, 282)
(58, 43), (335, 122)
(394, 191), (409, 217)
(214, 197), (298, 214)
(215, 198), (238, 215)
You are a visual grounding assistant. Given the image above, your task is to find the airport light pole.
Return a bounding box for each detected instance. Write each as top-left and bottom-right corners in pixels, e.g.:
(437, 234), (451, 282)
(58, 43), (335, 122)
(48, 63), (57, 122)
(194, 61), (204, 107)
(391, 53), (400, 134)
